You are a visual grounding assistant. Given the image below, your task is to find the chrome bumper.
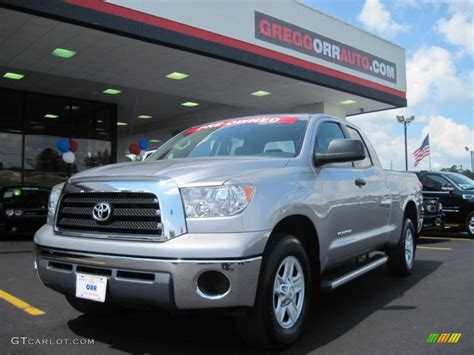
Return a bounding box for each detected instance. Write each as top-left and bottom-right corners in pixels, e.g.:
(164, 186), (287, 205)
(35, 246), (261, 309)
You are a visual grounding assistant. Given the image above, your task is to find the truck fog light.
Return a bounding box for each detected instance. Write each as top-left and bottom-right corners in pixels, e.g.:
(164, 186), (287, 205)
(14, 209), (23, 216)
(197, 271), (231, 299)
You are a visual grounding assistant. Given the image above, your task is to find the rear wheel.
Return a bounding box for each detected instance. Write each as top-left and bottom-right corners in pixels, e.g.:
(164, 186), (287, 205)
(236, 235), (311, 349)
(387, 218), (416, 276)
(65, 294), (116, 316)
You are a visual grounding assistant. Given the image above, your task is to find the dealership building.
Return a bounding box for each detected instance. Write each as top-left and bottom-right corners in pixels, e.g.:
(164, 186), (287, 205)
(0, 0), (406, 188)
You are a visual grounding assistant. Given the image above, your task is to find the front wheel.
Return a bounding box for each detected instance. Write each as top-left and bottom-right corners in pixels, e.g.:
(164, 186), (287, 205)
(465, 212), (474, 238)
(236, 235), (311, 349)
(387, 218), (416, 276)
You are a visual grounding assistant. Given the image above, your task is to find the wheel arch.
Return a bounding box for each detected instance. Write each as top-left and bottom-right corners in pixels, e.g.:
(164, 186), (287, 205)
(264, 214), (320, 281)
(404, 200), (418, 233)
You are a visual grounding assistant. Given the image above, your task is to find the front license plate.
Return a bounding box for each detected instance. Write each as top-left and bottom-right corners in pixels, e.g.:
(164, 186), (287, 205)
(76, 273), (107, 303)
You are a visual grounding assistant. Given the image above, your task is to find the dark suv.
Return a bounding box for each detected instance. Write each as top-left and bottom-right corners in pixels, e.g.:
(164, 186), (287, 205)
(415, 171), (474, 237)
(0, 186), (50, 236)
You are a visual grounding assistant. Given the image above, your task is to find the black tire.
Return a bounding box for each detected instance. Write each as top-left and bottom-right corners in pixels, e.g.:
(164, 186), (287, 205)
(465, 212), (474, 238)
(65, 294), (116, 316)
(236, 234), (312, 349)
(387, 219), (416, 276)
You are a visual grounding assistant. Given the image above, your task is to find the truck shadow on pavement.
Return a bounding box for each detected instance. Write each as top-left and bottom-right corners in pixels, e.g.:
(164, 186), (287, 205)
(67, 259), (441, 354)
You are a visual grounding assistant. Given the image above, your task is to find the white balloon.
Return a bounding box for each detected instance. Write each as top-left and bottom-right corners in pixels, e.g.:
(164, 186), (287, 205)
(62, 151), (75, 164)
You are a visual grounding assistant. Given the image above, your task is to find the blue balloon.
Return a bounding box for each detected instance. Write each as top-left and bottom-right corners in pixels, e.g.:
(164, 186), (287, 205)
(139, 138), (149, 151)
(56, 138), (70, 153)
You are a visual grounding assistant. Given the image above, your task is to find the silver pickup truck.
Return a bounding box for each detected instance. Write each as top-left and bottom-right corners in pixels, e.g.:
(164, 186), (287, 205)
(35, 114), (422, 348)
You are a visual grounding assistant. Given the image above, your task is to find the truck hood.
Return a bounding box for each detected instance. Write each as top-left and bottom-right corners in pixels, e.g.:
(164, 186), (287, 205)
(70, 157), (289, 186)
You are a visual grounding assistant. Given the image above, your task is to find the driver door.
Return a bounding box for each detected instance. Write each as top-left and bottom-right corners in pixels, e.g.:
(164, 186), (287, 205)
(313, 121), (369, 267)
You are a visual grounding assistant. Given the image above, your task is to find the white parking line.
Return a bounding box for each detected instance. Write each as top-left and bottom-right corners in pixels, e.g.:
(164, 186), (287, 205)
(420, 236), (472, 242)
(418, 246), (453, 251)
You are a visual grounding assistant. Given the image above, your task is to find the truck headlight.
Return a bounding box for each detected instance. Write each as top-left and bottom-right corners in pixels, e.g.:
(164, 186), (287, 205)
(48, 183), (64, 215)
(462, 194), (474, 200)
(180, 184), (254, 218)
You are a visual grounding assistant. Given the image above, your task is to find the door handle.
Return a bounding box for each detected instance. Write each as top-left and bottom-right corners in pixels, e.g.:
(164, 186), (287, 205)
(355, 178), (367, 187)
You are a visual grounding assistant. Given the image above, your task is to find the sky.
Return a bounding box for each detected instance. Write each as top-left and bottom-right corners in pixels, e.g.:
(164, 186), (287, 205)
(302, 0), (473, 171)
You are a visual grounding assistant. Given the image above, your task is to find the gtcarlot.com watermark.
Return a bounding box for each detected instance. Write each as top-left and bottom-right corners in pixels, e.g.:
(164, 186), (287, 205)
(11, 337), (94, 346)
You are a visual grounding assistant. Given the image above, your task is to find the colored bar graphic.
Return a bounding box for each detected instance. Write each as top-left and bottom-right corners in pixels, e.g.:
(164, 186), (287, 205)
(426, 333), (462, 344)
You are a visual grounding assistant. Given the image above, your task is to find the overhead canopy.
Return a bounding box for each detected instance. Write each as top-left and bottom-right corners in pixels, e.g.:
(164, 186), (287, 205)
(0, 0), (406, 148)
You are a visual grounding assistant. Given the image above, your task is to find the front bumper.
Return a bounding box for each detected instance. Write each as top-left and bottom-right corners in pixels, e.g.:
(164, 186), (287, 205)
(421, 214), (444, 230)
(35, 245), (262, 310)
(2, 215), (47, 234)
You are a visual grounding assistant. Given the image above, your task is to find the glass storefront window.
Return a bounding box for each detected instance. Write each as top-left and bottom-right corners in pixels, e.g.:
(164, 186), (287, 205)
(0, 133), (23, 187)
(70, 99), (113, 141)
(23, 170), (69, 188)
(24, 135), (70, 172)
(0, 89), (23, 187)
(75, 139), (112, 171)
(24, 93), (69, 136)
(0, 88), (116, 188)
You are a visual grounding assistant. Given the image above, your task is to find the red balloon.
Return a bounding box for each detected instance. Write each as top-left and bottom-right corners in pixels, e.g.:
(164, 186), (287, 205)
(69, 139), (79, 153)
(129, 143), (140, 155)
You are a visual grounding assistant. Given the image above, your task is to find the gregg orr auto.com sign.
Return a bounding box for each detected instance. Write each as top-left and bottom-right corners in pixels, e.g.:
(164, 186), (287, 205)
(255, 12), (397, 83)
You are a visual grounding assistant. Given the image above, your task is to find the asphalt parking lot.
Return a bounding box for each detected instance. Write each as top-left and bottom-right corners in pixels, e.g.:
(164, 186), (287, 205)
(0, 232), (472, 355)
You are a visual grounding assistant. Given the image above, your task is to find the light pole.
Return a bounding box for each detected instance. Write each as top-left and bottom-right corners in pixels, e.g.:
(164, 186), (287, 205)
(465, 146), (474, 172)
(396, 115), (415, 171)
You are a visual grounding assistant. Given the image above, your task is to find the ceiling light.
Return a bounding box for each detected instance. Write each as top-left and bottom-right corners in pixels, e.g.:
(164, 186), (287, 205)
(44, 114), (59, 119)
(339, 99), (357, 105)
(138, 115), (152, 119)
(65, 105), (80, 110)
(51, 48), (77, 58)
(117, 122), (128, 126)
(3, 72), (25, 80)
(150, 139), (160, 143)
(251, 90), (271, 97)
(103, 88), (122, 95)
(181, 101), (199, 107)
(165, 72), (189, 80)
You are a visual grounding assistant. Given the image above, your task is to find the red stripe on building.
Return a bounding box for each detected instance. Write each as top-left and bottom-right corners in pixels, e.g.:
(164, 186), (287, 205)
(64, 0), (406, 99)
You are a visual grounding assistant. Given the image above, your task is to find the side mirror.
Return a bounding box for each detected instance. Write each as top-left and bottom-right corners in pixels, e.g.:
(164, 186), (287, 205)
(441, 183), (454, 192)
(314, 139), (366, 166)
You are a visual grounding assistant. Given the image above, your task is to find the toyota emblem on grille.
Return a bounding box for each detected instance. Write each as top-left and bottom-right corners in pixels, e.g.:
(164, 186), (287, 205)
(92, 202), (112, 222)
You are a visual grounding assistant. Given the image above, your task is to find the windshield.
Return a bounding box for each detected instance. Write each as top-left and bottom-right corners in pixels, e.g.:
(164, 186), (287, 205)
(447, 173), (474, 190)
(2, 187), (50, 206)
(148, 117), (307, 160)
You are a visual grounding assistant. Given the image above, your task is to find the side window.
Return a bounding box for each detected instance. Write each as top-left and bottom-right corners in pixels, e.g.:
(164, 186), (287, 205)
(315, 122), (351, 167)
(315, 122), (345, 153)
(423, 174), (450, 191)
(346, 127), (372, 168)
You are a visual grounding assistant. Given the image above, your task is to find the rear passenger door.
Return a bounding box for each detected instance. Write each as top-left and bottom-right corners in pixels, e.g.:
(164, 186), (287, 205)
(346, 125), (391, 246)
(313, 120), (369, 266)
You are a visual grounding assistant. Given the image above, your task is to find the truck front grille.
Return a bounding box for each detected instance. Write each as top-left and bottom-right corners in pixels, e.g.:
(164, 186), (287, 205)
(56, 192), (162, 236)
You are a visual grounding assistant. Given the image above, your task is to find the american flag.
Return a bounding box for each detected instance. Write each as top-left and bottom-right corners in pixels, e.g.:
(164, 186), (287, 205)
(413, 134), (430, 167)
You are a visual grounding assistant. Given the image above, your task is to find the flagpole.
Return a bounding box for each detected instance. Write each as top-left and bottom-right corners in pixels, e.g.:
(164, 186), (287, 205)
(429, 150), (432, 171)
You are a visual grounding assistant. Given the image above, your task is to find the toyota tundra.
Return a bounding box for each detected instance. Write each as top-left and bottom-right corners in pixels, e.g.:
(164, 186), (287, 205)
(35, 114), (422, 348)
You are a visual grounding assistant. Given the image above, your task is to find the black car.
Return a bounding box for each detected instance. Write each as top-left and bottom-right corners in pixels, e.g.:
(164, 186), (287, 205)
(421, 197), (444, 232)
(415, 171), (474, 237)
(0, 186), (50, 236)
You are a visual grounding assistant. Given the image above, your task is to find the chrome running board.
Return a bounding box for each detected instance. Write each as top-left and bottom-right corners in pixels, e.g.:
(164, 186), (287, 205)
(321, 255), (388, 290)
